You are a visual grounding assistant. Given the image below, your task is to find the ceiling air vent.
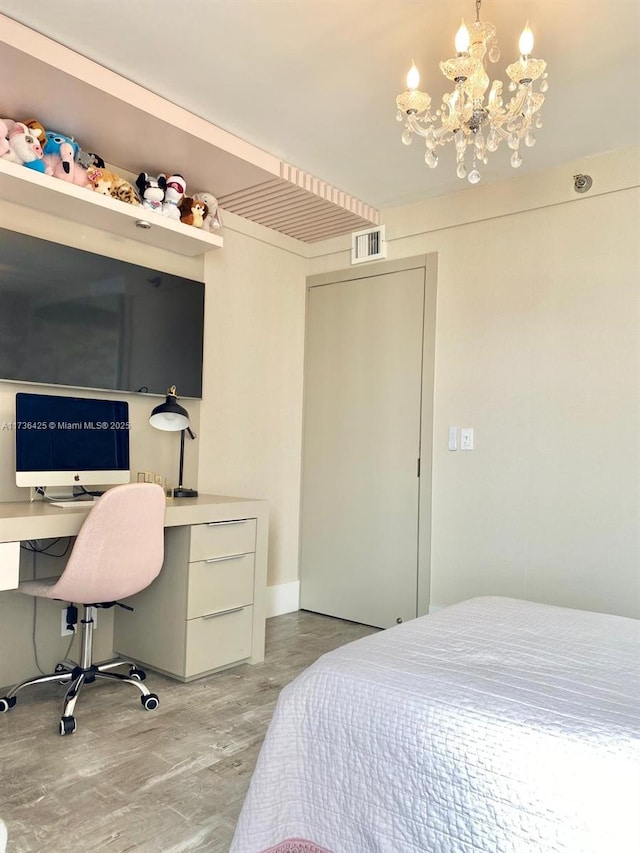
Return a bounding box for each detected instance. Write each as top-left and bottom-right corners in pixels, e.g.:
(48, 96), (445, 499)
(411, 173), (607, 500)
(351, 225), (386, 265)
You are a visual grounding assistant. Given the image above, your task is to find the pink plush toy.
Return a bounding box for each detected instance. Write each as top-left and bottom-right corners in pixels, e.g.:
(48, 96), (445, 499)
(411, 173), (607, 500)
(0, 118), (12, 158)
(2, 122), (52, 174)
(42, 131), (90, 187)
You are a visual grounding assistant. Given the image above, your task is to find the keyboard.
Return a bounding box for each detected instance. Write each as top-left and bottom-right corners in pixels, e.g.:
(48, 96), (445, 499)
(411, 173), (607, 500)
(49, 500), (98, 509)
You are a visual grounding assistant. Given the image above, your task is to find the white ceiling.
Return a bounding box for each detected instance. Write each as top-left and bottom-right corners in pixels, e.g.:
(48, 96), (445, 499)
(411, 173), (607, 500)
(1, 0), (639, 211)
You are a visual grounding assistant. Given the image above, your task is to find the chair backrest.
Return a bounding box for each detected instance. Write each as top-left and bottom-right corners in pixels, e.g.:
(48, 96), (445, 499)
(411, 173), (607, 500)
(48, 483), (166, 604)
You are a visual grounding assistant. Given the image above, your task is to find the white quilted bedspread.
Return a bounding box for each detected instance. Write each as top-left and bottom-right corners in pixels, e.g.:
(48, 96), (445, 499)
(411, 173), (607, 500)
(230, 597), (640, 853)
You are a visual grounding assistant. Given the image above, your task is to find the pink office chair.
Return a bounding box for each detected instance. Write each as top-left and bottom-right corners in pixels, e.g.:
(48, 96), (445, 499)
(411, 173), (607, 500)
(0, 483), (166, 735)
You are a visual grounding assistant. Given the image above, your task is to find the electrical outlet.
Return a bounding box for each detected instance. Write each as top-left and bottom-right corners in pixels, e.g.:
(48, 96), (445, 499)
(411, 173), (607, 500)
(60, 607), (74, 637)
(461, 428), (474, 450)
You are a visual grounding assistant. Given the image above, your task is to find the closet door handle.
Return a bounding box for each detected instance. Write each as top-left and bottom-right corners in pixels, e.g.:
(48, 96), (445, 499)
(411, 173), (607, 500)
(204, 553), (248, 564)
(202, 607), (244, 619)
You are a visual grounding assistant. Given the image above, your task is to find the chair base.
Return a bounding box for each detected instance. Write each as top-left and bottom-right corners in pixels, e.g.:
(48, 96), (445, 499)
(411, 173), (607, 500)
(0, 606), (159, 734)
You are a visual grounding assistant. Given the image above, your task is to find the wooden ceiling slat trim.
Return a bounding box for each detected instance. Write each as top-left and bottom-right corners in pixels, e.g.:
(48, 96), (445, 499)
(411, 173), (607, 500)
(219, 180), (299, 208)
(223, 185), (326, 217)
(261, 205), (366, 233)
(284, 213), (373, 242)
(218, 164), (380, 243)
(249, 195), (346, 227)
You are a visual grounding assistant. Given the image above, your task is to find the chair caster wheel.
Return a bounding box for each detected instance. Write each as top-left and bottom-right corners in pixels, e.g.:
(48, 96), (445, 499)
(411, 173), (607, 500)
(129, 667), (146, 681)
(142, 693), (159, 711)
(55, 662), (73, 683)
(0, 696), (16, 712)
(60, 715), (76, 735)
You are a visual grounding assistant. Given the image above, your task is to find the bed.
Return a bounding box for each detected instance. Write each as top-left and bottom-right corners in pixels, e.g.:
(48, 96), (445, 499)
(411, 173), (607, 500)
(230, 597), (640, 853)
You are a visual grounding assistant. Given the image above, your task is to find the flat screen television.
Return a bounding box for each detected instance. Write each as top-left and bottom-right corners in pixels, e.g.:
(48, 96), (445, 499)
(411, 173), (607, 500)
(0, 228), (204, 398)
(15, 392), (130, 489)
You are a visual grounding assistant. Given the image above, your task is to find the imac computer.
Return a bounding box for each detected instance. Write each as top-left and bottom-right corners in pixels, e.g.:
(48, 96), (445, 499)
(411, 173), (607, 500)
(15, 392), (130, 490)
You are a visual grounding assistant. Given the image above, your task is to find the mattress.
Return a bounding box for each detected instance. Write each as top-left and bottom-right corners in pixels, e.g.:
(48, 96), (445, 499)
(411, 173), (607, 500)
(230, 597), (640, 853)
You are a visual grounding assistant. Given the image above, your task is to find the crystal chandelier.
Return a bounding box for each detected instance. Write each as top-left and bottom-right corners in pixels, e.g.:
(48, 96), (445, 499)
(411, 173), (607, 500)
(395, 0), (548, 184)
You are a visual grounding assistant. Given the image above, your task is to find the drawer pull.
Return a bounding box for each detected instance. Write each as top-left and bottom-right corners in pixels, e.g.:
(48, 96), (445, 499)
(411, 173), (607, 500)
(206, 519), (249, 527)
(203, 606), (244, 619)
(204, 553), (249, 564)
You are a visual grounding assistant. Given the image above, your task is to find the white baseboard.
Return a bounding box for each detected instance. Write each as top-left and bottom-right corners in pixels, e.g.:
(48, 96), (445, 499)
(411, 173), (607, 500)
(428, 604), (444, 615)
(266, 581), (300, 618)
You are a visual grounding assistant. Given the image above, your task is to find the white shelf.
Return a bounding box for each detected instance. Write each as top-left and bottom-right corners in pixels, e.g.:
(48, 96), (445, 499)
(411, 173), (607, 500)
(0, 158), (223, 256)
(0, 15), (378, 245)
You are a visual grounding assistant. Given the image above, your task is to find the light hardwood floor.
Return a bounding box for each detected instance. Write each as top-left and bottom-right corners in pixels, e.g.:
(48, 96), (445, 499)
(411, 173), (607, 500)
(0, 610), (378, 853)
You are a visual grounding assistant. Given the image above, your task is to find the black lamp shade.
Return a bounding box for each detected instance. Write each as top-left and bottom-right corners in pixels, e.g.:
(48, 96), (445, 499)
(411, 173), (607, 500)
(149, 386), (190, 432)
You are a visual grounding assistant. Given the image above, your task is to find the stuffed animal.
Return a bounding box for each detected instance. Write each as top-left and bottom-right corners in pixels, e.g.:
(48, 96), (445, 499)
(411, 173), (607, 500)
(161, 173), (186, 219)
(136, 172), (167, 213)
(0, 118), (12, 158)
(2, 122), (51, 174)
(77, 150), (106, 170)
(86, 166), (141, 205)
(0, 120), (17, 162)
(42, 130), (89, 186)
(87, 166), (141, 205)
(1, 119), (24, 163)
(43, 130), (79, 166)
(179, 196), (208, 228)
(22, 119), (47, 147)
(193, 191), (223, 231)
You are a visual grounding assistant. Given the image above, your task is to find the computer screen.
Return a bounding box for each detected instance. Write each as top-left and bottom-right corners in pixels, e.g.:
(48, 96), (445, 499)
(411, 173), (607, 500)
(15, 392), (130, 489)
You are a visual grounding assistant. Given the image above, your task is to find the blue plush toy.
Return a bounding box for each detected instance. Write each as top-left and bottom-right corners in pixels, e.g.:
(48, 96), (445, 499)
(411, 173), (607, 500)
(43, 131), (79, 158)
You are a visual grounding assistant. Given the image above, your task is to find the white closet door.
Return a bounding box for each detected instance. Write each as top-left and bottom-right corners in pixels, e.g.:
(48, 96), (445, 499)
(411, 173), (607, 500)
(300, 267), (425, 628)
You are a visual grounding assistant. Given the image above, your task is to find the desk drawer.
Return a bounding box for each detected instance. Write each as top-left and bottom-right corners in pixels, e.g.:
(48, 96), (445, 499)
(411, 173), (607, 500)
(189, 518), (256, 562)
(185, 605), (253, 677)
(187, 552), (254, 619)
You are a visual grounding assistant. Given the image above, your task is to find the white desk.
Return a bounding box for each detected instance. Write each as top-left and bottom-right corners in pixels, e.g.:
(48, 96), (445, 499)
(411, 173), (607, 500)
(0, 494), (269, 679)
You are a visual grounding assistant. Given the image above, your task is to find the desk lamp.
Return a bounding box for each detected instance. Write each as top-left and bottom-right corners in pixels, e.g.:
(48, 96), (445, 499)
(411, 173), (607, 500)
(149, 386), (198, 498)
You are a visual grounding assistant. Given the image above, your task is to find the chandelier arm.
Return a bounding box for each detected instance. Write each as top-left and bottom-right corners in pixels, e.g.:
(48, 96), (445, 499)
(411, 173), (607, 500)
(504, 87), (531, 121)
(404, 119), (430, 139)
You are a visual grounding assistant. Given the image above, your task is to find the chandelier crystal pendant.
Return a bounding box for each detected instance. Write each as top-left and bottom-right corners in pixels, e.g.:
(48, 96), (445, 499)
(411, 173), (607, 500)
(395, 0), (548, 184)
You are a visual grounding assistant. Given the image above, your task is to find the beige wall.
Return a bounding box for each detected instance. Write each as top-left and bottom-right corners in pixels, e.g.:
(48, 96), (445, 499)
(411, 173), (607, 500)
(309, 147), (640, 618)
(198, 215), (308, 588)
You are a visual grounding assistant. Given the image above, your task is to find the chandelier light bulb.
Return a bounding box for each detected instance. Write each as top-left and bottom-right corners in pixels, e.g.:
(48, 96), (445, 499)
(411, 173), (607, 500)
(455, 20), (471, 53)
(518, 23), (534, 56)
(406, 62), (421, 90)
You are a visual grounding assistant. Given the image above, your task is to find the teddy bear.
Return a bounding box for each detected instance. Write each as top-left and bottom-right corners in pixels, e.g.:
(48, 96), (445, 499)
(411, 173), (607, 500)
(161, 173), (186, 220)
(2, 122), (51, 174)
(136, 172), (167, 213)
(179, 196), (208, 228)
(86, 166), (141, 205)
(192, 191), (223, 231)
